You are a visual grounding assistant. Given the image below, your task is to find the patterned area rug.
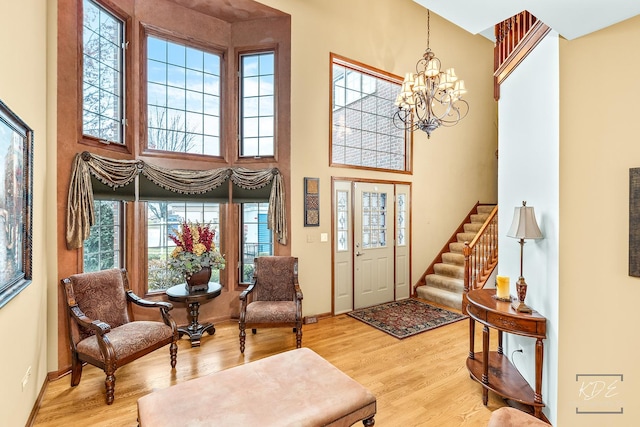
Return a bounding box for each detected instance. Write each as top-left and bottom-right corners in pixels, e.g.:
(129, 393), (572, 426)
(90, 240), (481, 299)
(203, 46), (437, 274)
(347, 298), (467, 339)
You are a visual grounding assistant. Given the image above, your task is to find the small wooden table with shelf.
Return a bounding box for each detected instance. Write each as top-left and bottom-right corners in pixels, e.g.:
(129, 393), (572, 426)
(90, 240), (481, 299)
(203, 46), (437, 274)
(465, 289), (546, 419)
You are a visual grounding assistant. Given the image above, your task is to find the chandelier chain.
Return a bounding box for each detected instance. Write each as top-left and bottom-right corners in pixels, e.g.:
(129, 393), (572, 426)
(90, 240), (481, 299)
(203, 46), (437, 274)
(427, 10), (430, 50)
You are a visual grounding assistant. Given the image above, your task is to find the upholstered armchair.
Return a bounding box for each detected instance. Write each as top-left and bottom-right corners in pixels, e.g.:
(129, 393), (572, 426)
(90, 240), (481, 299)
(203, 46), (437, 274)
(239, 256), (303, 353)
(60, 268), (178, 405)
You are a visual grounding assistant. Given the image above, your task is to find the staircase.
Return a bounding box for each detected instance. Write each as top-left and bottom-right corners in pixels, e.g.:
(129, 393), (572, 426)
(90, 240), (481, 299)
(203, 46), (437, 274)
(416, 205), (496, 310)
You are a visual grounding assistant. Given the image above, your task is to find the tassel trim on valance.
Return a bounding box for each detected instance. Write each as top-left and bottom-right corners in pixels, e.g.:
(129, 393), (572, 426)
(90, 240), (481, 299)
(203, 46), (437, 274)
(66, 151), (287, 249)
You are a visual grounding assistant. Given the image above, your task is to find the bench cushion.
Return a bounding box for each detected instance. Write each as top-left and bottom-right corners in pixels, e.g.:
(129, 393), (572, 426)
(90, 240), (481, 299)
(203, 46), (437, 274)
(488, 407), (549, 426)
(138, 347), (376, 426)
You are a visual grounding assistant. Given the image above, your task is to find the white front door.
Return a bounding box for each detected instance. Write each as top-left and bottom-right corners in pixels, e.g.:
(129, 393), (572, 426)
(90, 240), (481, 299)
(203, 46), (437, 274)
(353, 182), (395, 309)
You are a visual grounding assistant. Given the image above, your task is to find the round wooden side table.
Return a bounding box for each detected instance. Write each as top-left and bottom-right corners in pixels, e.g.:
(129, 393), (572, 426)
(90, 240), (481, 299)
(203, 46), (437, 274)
(166, 282), (222, 347)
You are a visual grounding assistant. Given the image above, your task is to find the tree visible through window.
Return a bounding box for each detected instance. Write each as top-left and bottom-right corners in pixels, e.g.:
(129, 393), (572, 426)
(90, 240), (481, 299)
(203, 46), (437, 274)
(83, 200), (123, 272)
(147, 35), (222, 156)
(82, 0), (125, 144)
(331, 55), (408, 172)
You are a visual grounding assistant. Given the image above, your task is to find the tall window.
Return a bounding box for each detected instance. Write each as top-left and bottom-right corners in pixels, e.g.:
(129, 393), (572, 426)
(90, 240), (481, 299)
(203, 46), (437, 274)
(240, 52), (275, 157)
(240, 202), (273, 283)
(331, 55), (408, 172)
(82, 0), (125, 144)
(147, 202), (221, 292)
(147, 36), (222, 156)
(83, 200), (123, 272)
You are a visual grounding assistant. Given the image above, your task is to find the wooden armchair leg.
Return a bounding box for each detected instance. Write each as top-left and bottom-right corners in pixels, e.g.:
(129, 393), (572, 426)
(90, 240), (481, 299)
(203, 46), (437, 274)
(105, 373), (116, 405)
(170, 342), (177, 368)
(239, 324), (246, 353)
(295, 323), (302, 348)
(70, 353), (83, 387)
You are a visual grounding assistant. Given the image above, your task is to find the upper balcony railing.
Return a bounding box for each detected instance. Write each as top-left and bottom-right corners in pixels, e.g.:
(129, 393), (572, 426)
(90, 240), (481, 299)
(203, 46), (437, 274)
(494, 11), (551, 100)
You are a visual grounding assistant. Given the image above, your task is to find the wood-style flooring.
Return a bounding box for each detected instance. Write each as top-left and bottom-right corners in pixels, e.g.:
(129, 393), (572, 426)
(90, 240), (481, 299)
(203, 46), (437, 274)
(32, 300), (506, 426)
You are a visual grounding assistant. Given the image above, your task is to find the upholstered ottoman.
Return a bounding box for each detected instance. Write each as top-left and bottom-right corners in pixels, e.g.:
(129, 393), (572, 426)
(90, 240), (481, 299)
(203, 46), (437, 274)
(137, 347), (376, 426)
(488, 407), (549, 426)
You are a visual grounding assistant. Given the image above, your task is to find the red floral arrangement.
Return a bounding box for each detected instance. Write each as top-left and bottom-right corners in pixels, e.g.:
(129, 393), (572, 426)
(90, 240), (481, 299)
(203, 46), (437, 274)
(168, 221), (225, 274)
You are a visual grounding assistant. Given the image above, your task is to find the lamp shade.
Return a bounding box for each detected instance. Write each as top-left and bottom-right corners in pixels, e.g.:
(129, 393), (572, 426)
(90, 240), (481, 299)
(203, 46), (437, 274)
(507, 202), (543, 240)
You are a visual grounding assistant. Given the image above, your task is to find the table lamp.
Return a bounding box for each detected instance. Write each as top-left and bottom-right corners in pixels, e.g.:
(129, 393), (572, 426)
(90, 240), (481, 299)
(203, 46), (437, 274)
(507, 201), (543, 313)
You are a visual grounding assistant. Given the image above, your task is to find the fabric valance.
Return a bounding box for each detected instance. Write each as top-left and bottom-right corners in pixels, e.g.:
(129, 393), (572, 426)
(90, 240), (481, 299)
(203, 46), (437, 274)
(66, 151), (287, 249)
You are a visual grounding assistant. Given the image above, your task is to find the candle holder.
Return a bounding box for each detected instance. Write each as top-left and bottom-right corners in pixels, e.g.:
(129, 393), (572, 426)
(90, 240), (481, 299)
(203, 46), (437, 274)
(493, 275), (512, 302)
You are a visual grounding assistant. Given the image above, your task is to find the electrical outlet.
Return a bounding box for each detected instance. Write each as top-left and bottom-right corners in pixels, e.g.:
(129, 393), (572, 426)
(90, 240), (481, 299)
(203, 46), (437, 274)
(21, 366), (31, 391)
(518, 344), (524, 353)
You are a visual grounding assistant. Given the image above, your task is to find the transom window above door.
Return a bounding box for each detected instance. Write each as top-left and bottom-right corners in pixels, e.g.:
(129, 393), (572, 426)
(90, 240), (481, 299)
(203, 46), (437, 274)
(330, 54), (410, 173)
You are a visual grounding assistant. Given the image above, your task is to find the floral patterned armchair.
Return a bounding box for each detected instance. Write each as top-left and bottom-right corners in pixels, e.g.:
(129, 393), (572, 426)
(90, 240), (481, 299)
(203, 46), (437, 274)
(60, 268), (178, 404)
(239, 256), (303, 353)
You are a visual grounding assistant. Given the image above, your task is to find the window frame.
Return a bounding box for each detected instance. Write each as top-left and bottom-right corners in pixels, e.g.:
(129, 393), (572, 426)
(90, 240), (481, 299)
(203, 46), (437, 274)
(145, 201), (223, 294)
(238, 49), (277, 159)
(63, 0), (292, 297)
(140, 24), (228, 161)
(239, 202), (274, 285)
(82, 200), (125, 272)
(78, 0), (132, 153)
(329, 53), (412, 174)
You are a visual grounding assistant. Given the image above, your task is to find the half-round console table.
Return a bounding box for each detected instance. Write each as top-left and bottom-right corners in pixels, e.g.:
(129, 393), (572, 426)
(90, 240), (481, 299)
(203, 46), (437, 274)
(465, 288), (547, 419)
(166, 282), (222, 347)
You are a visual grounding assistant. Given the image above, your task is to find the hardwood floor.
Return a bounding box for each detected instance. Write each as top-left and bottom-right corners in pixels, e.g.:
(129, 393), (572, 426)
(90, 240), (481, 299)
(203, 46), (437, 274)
(33, 301), (506, 426)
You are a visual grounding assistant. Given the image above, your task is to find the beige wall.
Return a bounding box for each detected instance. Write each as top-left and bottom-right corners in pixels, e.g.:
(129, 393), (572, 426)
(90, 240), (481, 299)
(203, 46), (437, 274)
(0, 0), (51, 425)
(260, 0), (497, 316)
(558, 15), (640, 426)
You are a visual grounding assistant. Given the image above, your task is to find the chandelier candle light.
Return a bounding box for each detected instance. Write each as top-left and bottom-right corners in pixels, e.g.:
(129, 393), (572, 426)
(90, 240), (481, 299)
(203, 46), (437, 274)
(393, 10), (469, 138)
(507, 201), (543, 313)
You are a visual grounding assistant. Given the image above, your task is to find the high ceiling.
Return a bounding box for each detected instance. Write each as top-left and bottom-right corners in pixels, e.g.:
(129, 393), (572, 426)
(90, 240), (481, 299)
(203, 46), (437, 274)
(170, 0), (286, 22)
(413, 0), (640, 40)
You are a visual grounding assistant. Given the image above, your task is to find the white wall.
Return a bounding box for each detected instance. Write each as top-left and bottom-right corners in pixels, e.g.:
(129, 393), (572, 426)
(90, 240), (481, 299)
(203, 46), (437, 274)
(498, 32), (560, 424)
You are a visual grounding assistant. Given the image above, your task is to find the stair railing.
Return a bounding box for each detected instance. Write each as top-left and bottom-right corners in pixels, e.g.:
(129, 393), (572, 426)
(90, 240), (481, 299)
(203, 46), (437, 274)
(463, 206), (498, 294)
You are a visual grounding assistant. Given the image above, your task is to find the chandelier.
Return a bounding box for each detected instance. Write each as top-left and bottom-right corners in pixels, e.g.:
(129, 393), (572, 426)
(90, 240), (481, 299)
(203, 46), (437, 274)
(393, 10), (469, 138)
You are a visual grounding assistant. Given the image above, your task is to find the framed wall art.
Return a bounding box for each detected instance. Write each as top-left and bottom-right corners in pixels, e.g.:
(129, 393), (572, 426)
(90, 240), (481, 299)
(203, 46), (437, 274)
(630, 168), (640, 277)
(0, 99), (33, 309)
(304, 177), (319, 226)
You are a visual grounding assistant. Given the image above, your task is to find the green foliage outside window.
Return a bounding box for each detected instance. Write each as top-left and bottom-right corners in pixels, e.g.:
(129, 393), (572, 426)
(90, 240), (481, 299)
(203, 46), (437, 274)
(84, 201), (120, 272)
